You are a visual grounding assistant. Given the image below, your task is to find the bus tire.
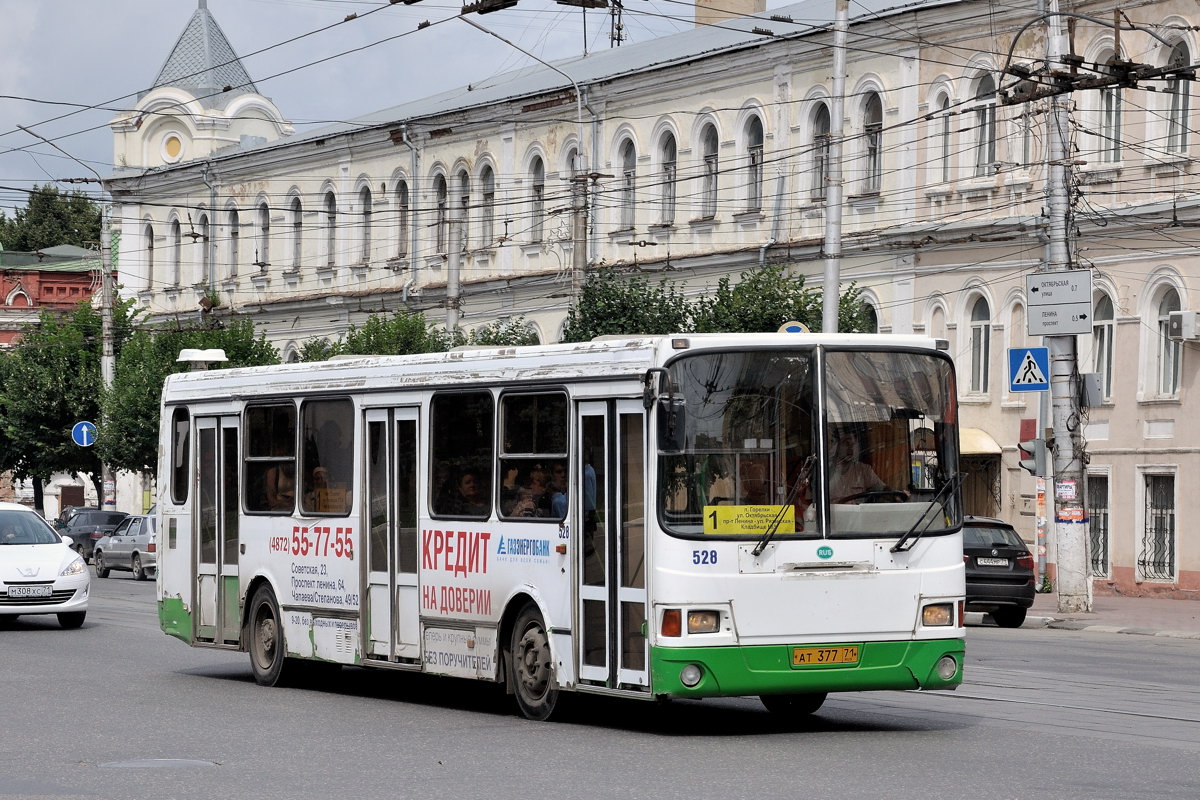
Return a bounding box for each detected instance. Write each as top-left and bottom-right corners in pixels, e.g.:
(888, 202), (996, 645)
(509, 603), (557, 721)
(760, 692), (827, 715)
(247, 585), (289, 687)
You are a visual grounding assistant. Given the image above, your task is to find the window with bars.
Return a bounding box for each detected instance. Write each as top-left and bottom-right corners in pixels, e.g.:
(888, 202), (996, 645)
(1140, 473), (1175, 581)
(1087, 473), (1109, 577)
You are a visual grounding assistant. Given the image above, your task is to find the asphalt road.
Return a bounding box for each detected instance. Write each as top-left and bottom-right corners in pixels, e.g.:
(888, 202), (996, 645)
(2, 572), (1197, 800)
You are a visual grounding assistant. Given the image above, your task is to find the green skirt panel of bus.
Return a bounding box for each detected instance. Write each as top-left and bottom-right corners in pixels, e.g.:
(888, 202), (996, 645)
(649, 639), (964, 697)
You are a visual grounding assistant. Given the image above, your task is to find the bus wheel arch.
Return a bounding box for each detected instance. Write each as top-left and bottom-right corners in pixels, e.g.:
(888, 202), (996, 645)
(503, 597), (559, 720)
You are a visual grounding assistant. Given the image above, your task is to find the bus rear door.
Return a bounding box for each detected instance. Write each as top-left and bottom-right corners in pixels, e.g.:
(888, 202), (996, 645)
(195, 415), (241, 646)
(577, 399), (649, 691)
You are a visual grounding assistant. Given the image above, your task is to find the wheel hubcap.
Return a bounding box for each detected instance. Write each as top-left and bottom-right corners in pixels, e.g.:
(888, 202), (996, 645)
(516, 624), (550, 698)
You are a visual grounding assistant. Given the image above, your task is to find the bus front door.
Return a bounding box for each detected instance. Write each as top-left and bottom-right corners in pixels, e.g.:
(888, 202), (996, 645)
(577, 400), (649, 691)
(195, 415), (241, 646)
(362, 408), (420, 662)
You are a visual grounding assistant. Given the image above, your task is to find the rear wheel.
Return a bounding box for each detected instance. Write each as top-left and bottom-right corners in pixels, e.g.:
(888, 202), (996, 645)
(247, 586), (291, 686)
(508, 603), (558, 720)
(93, 551), (110, 579)
(760, 692), (827, 715)
(132, 554), (147, 581)
(991, 607), (1027, 628)
(58, 611), (86, 629)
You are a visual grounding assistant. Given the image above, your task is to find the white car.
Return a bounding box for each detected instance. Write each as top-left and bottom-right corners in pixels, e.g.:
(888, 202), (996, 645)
(0, 502), (90, 628)
(93, 514), (157, 580)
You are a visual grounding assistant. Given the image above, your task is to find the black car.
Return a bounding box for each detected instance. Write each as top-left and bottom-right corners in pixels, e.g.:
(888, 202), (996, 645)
(963, 515), (1036, 628)
(61, 510), (129, 562)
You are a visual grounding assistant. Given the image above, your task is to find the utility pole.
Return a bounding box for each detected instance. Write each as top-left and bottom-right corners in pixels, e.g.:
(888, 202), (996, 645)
(99, 208), (116, 509)
(820, 0), (848, 333)
(1040, 4), (1091, 613)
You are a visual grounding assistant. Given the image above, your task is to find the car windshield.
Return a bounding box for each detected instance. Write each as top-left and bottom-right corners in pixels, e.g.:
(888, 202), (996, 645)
(965, 525), (1025, 549)
(0, 510), (60, 545)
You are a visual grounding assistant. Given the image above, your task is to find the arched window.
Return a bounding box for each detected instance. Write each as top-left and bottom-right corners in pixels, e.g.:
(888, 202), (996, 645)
(479, 166), (495, 247)
(937, 94), (952, 182)
(1099, 53), (1122, 163)
(256, 202), (270, 269)
(144, 223), (155, 288)
(434, 174), (448, 252)
(863, 304), (879, 333)
(659, 132), (677, 225)
(198, 212), (211, 284)
(812, 103), (831, 201)
(1157, 288), (1182, 395)
(323, 191), (337, 267)
(290, 197), (303, 269)
(529, 158), (545, 243)
(863, 93), (883, 193)
(227, 208), (239, 279)
(1092, 294), (1115, 401)
(171, 219), (182, 286)
(619, 139), (636, 230)
(394, 181), (409, 259)
(745, 115), (764, 210)
(700, 123), (719, 218)
(456, 169), (470, 252)
(970, 296), (991, 393)
(359, 186), (372, 264)
(1167, 42), (1191, 154)
(973, 74), (997, 176)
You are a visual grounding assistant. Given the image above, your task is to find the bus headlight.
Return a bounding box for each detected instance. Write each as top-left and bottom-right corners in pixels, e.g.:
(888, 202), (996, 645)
(680, 664), (703, 687)
(922, 603), (954, 626)
(687, 610), (720, 634)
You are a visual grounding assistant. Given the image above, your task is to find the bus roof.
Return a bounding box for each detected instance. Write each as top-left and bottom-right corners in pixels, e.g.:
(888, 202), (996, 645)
(161, 332), (946, 404)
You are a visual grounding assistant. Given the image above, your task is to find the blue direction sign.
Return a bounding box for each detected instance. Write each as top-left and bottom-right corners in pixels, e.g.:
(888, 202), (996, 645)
(1008, 347), (1050, 392)
(71, 421), (98, 447)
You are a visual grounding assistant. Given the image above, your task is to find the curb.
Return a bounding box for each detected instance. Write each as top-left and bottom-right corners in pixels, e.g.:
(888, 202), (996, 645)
(966, 611), (1200, 638)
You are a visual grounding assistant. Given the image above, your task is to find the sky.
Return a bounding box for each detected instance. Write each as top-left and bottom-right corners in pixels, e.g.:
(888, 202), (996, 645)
(0, 0), (730, 216)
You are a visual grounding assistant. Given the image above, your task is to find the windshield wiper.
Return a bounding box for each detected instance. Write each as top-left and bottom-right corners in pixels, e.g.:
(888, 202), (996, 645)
(751, 455), (813, 557)
(890, 472), (963, 553)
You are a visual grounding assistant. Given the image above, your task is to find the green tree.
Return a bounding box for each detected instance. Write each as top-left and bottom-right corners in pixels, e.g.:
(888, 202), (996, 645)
(691, 264), (872, 333)
(442, 317), (541, 348)
(99, 318), (279, 474)
(335, 310), (442, 357)
(561, 271), (692, 342)
(0, 298), (137, 506)
(0, 184), (102, 251)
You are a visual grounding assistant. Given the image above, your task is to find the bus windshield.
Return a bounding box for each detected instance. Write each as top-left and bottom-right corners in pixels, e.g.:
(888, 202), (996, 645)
(656, 346), (959, 539)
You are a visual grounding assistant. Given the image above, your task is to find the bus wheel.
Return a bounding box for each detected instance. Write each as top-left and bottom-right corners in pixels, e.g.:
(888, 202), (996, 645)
(760, 692), (827, 715)
(509, 604), (557, 720)
(248, 586), (288, 686)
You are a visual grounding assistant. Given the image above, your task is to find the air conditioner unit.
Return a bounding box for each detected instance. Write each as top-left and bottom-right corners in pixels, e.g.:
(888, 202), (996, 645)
(1168, 311), (1200, 341)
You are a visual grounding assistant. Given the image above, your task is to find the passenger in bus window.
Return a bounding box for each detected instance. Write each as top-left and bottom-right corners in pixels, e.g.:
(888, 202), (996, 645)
(549, 461), (568, 519)
(829, 430), (887, 503)
(527, 464), (551, 516)
(450, 469), (490, 517)
(265, 462), (295, 511)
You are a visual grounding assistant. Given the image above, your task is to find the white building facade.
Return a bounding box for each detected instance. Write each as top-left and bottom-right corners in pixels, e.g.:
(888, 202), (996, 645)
(106, 0), (1200, 598)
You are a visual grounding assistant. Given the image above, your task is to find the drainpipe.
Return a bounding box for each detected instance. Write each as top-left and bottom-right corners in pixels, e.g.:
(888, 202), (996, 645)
(200, 162), (218, 313)
(399, 125), (420, 304)
(758, 173), (786, 268)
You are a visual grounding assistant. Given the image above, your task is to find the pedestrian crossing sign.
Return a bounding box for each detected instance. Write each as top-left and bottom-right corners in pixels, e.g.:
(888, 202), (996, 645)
(1008, 347), (1050, 392)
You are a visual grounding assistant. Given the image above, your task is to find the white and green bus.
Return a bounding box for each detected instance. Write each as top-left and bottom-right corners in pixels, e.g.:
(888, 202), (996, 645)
(156, 333), (964, 720)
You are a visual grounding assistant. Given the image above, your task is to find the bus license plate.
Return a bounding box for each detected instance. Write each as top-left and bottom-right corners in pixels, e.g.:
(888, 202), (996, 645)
(792, 645), (859, 666)
(977, 557), (1009, 567)
(8, 585), (52, 598)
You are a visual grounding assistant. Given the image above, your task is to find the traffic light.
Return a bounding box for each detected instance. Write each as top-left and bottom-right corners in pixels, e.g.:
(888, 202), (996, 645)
(1017, 418), (1047, 476)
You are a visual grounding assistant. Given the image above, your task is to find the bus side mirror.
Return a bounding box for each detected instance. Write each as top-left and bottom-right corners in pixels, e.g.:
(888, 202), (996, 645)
(657, 397), (687, 453)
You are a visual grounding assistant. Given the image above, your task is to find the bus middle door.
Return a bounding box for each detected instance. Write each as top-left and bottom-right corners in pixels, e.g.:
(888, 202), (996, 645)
(576, 399), (649, 692)
(194, 415), (241, 646)
(362, 408), (420, 662)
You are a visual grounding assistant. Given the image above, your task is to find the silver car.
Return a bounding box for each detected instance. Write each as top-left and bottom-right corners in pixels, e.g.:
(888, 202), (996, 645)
(93, 514), (157, 581)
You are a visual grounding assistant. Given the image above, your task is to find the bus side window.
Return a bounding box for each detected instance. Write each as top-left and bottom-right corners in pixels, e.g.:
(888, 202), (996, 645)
(171, 407), (191, 505)
(244, 403), (297, 514)
(431, 391), (495, 519)
(497, 392), (568, 520)
(300, 399), (354, 515)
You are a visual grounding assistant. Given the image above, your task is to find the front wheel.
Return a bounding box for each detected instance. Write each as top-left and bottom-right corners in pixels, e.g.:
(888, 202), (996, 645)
(247, 586), (291, 686)
(760, 692), (827, 715)
(508, 604), (558, 721)
(93, 551), (110, 579)
(58, 611), (86, 629)
(132, 554), (147, 581)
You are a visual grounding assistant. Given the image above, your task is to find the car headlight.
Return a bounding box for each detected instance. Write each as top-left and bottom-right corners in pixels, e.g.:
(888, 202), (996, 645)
(60, 555), (87, 577)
